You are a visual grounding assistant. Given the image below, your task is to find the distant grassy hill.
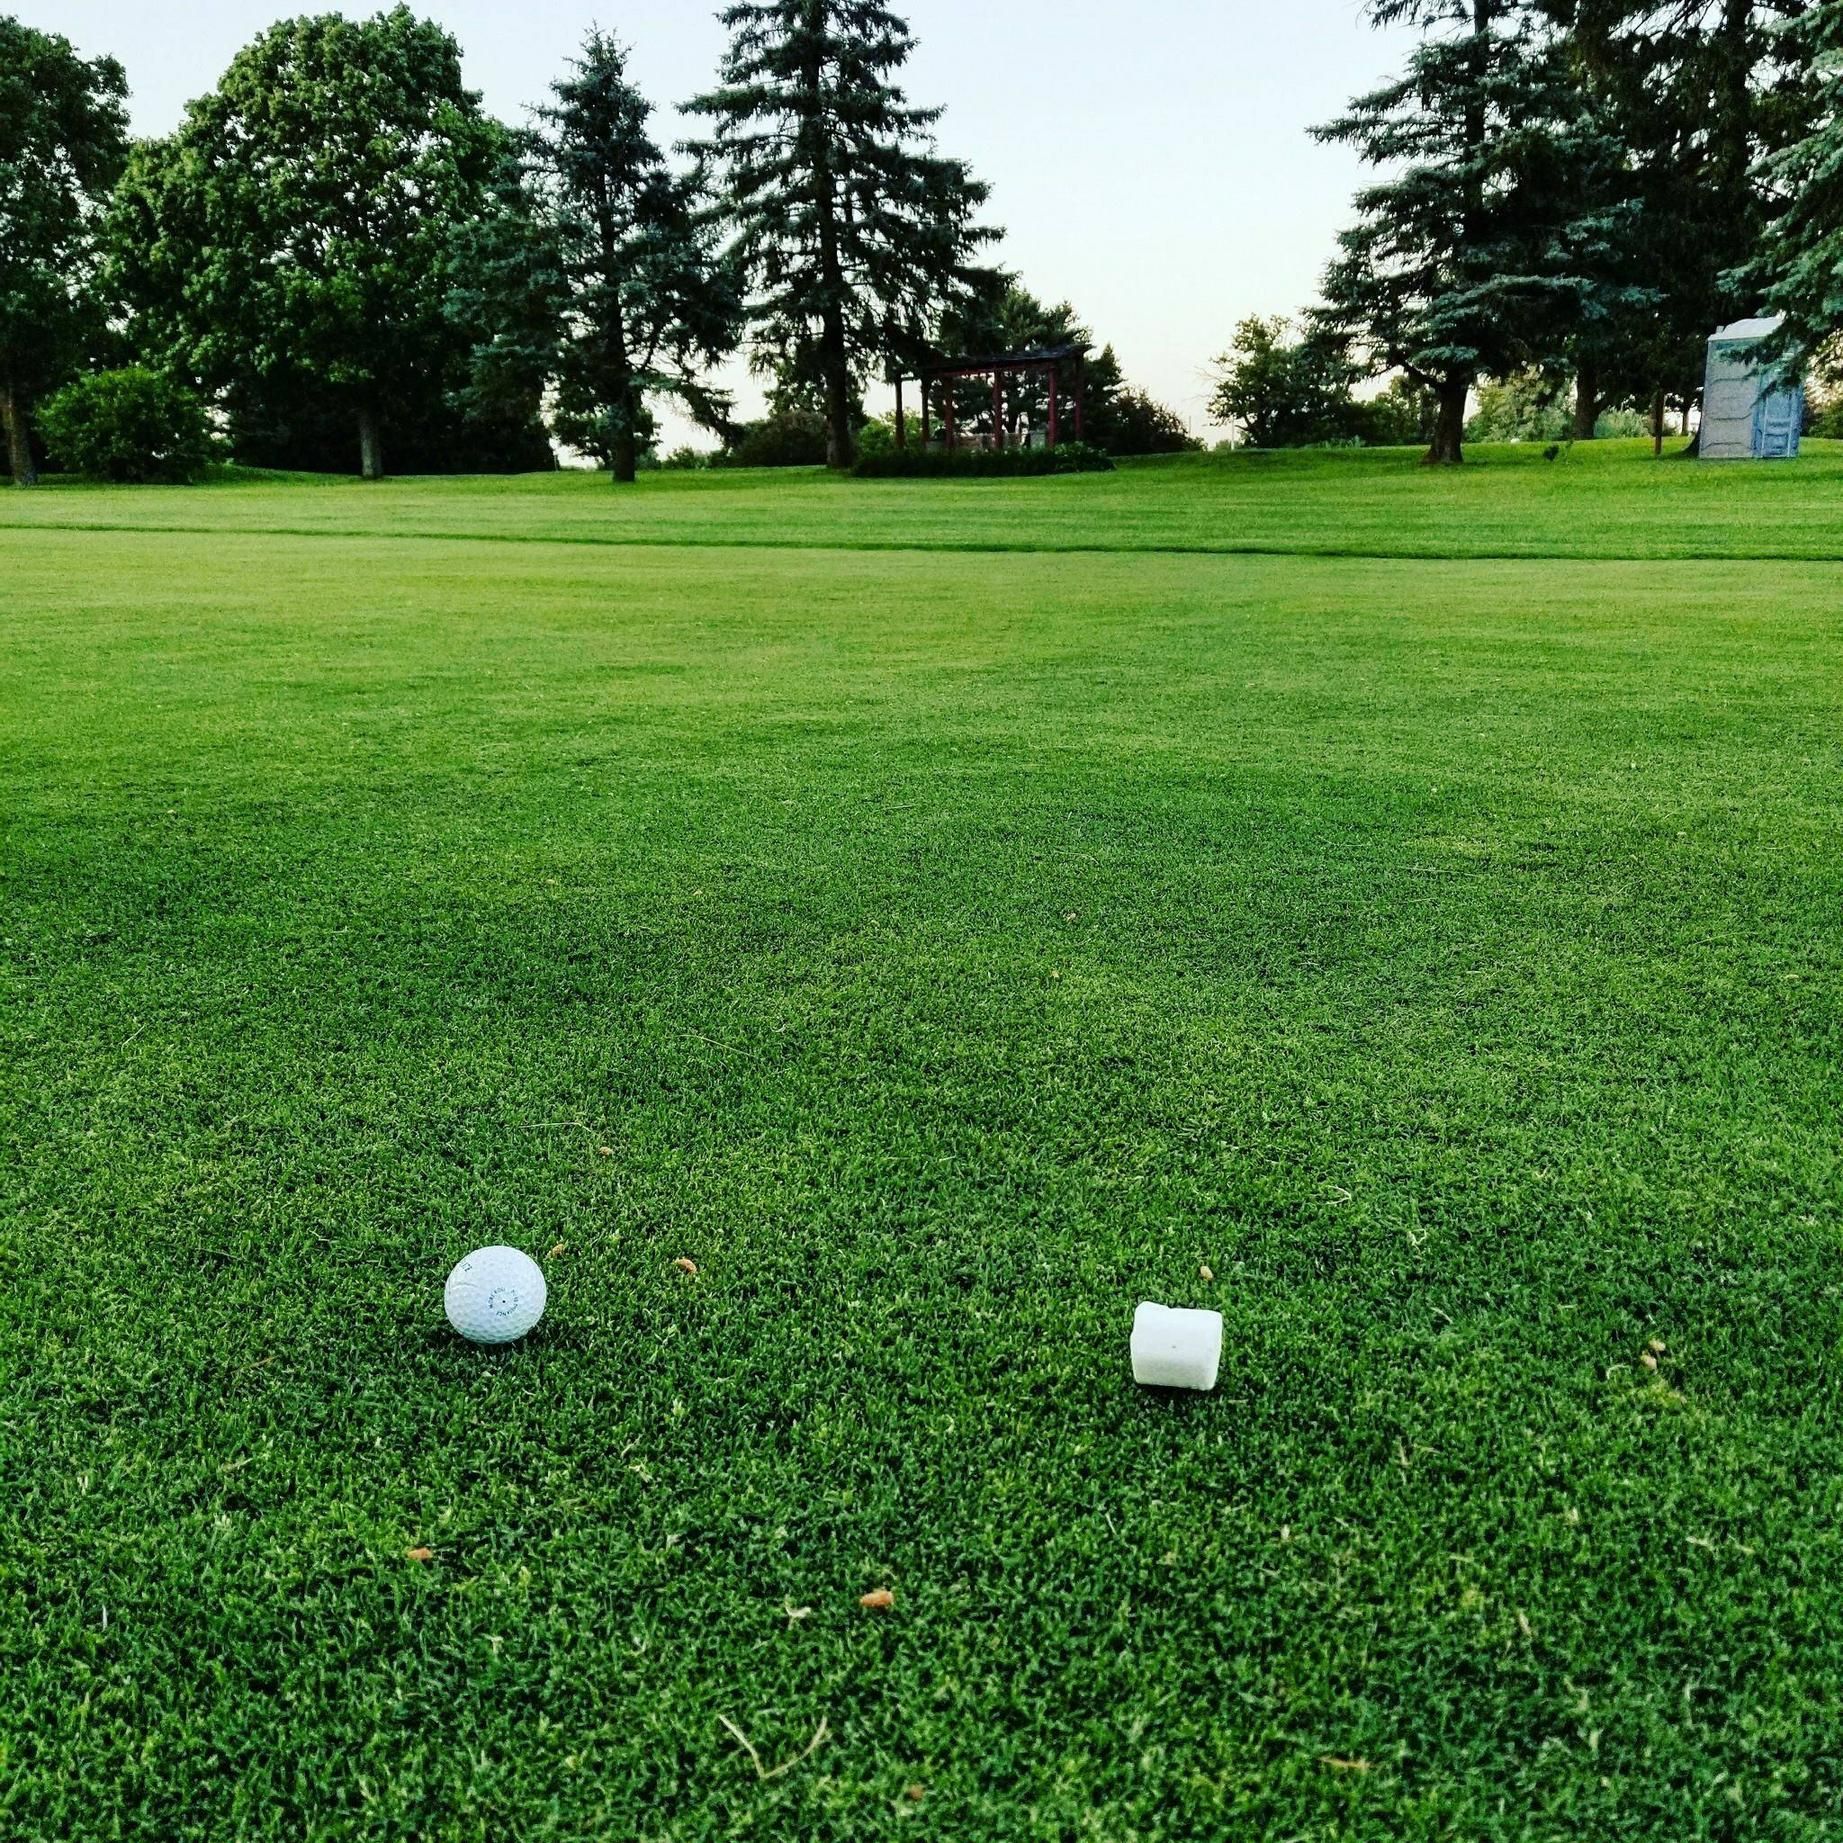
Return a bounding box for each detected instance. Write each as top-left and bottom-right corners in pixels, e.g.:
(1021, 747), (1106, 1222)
(7, 437), (1843, 561)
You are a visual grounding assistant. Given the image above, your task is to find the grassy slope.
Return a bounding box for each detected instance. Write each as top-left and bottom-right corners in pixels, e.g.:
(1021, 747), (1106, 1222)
(3, 447), (1842, 1840)
(7, 435), (1843, 559)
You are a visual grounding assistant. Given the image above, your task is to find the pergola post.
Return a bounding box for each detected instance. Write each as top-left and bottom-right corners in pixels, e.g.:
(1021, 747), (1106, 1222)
(1074, 355), (1086, 443)
(921, 375), (931, 447)
(1048, 369), (1060, 449)
(992, 369), (1003, 450)
(895, 375), (906, 449)
(945, 383), (956, 452)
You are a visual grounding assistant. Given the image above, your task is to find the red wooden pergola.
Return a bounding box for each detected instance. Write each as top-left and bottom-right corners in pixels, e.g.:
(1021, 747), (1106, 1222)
(893, 343), (1090, 452)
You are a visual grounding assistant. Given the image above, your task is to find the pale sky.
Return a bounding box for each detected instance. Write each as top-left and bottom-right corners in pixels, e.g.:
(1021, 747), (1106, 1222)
(33, 0), (1412, 443)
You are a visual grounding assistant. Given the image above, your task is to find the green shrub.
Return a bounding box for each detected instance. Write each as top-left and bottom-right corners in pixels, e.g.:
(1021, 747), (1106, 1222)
(39, 368), (215, 483)
(854, 415), (898, 460)
(712, 410), (830, 469)
(852, 442), (1114, 479)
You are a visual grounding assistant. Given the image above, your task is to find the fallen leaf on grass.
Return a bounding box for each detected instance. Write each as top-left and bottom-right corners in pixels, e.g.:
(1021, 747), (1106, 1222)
(1199, 1265), (1215, 1283)
(1640, 1351), (1658, 1372)
(1320, 1756), (1370, 1773)
(598, 1146), (614, 1157)
(859, 1588), (895, 1610)
(905, 1783), (926, 1802)
(673, 1257), (699, 1276)
(405, 1547), (434, 1564)
(547, 1242), (566, 1259)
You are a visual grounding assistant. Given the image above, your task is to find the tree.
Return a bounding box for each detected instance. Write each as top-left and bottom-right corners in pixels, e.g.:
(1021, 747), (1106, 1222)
(523, 31), (742, 483)
(0, 18), (129, 486)
(1080, 349), (1201, 456)
(687, 0), (996, 468)
(1357, 374), (1442, 445)
(1465, 368), (1578, 439)
(1313, 1), (1619, 464)
(441, 149), (571, 468)
(1553, 1), (1813, 440)
(1209, 316), (1367, 447)
(1752, 3), (1843, 370)
(109, 7), (504, 479)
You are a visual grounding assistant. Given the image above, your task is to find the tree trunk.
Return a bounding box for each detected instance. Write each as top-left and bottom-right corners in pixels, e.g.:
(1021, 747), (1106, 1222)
(1650, 385), (1666, 459)
(357, 404), (385, 481)
(822, 346), (854, 470)
(816, 199), (853, 466)
(612, 425), (637, 485)
(806, 33), (855, 470)
(1426, 379), (1468, 466)
(1572, 360), (1599, 441)
(1, 383), (36, 487)
(1679, 368), (1704, 457)
(593, 183), (638, 484)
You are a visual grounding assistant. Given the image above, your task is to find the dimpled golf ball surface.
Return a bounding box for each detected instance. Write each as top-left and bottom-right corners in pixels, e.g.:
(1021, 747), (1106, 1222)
(444, 1246), (547, 1345)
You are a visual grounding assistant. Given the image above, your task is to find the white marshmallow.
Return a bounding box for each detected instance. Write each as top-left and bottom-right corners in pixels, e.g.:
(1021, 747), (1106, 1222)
(1131, 1302), (1223, 1392)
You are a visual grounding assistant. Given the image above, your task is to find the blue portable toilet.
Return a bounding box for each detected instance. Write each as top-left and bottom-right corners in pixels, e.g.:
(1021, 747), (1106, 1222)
(1701, 316), (1804, 460)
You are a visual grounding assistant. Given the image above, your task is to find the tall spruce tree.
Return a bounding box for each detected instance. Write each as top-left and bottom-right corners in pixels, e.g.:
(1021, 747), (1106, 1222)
(1535, 5), (1659, 437)
(0, 18), (129, 486)
(1553, 1), (1812, 436)
(1314, 0), (1615, 464)
(687, 1), (996, 468)
(529, 31), (742, 483)
(1746, 3), (1843, 372)
(439, 149), (569, 468)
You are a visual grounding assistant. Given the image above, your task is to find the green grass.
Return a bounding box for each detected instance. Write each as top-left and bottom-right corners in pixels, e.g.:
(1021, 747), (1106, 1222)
(9, 434), (1843, 559)
(3, 445), (1841, 1839)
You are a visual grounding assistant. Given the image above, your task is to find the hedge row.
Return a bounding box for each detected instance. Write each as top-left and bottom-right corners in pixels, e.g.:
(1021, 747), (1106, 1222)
(852, 442), (1115, 479)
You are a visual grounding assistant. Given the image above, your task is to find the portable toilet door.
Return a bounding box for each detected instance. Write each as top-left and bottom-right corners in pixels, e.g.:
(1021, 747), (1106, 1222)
(1754, 380), (1803, 459)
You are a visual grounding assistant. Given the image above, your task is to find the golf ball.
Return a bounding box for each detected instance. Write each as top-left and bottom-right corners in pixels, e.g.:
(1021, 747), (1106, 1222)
(444, 1246), (547, 1345)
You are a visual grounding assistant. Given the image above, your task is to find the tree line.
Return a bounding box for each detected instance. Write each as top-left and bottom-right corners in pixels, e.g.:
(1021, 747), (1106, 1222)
(1212, 0), (1843, 463)
(13, 3), (1843, 483)
(1, 2), (1199, 487)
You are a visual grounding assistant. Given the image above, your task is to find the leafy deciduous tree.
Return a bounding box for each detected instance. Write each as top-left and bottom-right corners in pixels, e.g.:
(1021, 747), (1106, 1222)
(0, 17), (128, 486)
(1209, 316), (1366, 447)
(111, 7), (504, 479)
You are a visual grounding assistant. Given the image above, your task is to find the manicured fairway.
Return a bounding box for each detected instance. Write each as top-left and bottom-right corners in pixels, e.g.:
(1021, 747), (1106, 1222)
(4, 447), (1842, 1840)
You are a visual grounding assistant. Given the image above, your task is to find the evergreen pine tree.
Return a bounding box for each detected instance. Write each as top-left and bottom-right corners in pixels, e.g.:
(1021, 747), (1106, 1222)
(1554, 1), (1812, 438)
(1313, 0), (1627, 464)
(687, 1), (996, 468)
(527, 32), (743, 483)
(1748, 3), (1843, 369)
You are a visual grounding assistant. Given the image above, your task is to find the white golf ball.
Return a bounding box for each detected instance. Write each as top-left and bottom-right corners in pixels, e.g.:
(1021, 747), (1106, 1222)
(444, 1246), (547, 1345)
